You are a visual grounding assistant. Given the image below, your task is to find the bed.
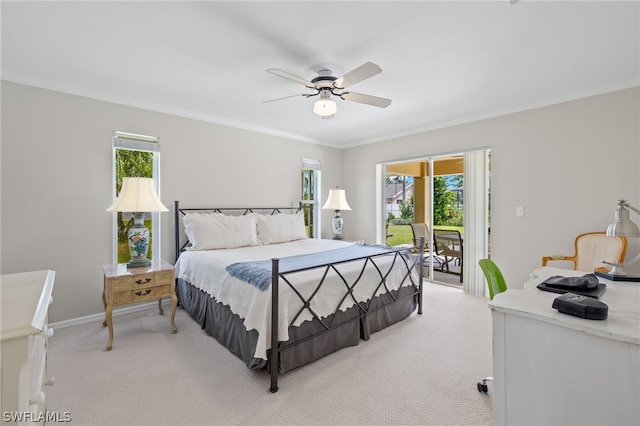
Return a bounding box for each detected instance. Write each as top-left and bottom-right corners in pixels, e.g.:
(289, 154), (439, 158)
(173, 201), (424, 392)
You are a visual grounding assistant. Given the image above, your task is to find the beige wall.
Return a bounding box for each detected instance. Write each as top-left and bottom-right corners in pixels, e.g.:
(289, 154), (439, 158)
(2, 81), (638, 322)
(342, 87), (640, 287)
(0, 81), (343, 322)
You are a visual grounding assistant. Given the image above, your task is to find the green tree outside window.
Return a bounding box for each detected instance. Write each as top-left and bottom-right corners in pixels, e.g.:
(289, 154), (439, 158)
(115, 149), (154, 263)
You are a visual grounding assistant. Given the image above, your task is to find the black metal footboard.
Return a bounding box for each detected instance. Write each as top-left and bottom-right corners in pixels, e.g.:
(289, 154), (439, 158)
(268, 238), (424, 393)
(173, 201), (424, 394)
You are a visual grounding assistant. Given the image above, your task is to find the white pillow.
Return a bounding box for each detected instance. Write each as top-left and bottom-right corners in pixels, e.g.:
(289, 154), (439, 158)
(256, 213), (307, 244)
(183, 213), (258, 250)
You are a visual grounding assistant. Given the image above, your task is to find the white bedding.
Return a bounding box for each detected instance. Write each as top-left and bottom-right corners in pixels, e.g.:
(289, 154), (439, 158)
(175, 238), (417, 360)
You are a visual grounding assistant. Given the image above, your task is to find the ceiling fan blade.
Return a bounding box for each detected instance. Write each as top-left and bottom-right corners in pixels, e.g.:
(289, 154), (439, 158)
(266, 69), (316, 88)
(340, 91), (392, 108)
(334, 62), (382, 89)
(262, 92), (317, 103)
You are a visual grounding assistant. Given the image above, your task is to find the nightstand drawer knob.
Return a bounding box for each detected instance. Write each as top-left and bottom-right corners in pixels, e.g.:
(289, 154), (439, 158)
(135, 289), (152, 296)
(135, 278), (152, 285)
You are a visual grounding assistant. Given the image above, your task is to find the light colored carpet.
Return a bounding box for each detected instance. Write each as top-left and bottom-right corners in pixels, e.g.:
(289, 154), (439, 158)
(47, 283), (494, 425)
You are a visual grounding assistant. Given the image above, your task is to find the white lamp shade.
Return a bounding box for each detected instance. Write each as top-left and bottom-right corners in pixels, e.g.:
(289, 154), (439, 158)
(322, 188), (352, 211)
(106, 177), (168, 213)
(313, 91), (337, 117)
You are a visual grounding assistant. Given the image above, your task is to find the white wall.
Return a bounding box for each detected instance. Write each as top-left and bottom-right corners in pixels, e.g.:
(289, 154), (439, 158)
(342, 87), (640, 288)
(0, 81), (343, 322)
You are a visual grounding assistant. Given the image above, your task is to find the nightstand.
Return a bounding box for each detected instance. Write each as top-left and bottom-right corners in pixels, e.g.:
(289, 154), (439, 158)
(102, 260), (177, 351)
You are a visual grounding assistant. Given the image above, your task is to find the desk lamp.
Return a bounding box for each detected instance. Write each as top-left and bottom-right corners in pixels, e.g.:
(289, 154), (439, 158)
(107, 177), (168, 268)
(597, 199), (640, 281)
(322, 187), (352, 240)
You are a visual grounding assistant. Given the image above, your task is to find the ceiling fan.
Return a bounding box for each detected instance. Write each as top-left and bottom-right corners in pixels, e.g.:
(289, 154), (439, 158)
(264, 62), (392, 118)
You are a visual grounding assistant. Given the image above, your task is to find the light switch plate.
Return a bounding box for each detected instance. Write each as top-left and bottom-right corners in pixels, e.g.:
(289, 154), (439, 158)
(516, 206), (525, 217)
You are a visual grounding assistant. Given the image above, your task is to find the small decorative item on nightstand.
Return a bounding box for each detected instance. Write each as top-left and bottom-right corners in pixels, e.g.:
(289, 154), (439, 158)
(322, 187), (352, 240)
(102, 260), (177, 351)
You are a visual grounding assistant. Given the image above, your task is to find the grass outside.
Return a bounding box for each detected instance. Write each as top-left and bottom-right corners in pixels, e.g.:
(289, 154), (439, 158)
(386, 224), (463, 246)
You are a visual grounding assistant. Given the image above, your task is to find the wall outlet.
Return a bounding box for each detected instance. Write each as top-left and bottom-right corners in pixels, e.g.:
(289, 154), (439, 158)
(516, 206), (525, 217)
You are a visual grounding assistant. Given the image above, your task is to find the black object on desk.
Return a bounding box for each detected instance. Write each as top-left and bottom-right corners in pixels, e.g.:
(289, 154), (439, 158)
(594, 271), (640, 282)
(537, 274), (606, 298)
(552, 293), (608, 320)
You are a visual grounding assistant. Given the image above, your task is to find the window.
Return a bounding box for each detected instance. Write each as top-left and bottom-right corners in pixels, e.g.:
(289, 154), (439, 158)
(301, 158), (321, 238)
(111, 132), (162, 264)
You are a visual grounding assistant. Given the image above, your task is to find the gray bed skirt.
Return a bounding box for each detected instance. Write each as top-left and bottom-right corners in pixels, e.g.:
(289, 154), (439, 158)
(176, 278), (418, 373)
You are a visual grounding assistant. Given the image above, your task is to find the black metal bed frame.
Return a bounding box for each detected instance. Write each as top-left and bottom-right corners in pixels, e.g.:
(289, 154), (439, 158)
(175, 201), (308, 260)
(174, 201), (424, 393)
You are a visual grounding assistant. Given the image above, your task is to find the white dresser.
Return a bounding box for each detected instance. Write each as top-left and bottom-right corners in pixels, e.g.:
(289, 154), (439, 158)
(489, 267), (639, 426)
(1, 270), (55, 426)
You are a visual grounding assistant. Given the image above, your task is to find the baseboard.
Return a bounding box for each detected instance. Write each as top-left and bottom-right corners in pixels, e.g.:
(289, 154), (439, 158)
(50, 299), (173, 330)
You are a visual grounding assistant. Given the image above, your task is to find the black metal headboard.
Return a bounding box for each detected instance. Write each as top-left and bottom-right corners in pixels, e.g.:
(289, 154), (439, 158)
(173, 200), (305, 262)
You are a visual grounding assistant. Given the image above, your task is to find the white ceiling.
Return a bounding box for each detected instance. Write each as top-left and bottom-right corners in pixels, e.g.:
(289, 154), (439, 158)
(2, 1), (638, 148)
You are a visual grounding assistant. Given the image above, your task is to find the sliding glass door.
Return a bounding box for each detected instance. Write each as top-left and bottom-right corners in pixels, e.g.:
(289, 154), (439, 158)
(379, 149), (490, 296)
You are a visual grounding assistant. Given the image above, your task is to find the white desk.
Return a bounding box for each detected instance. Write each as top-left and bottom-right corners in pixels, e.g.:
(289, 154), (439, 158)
(489, 267), (639, 426)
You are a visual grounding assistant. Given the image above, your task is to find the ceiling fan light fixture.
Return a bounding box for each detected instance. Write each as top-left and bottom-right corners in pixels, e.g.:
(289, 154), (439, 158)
(313, 91), (337, 117)
(265, 62), (391, 116)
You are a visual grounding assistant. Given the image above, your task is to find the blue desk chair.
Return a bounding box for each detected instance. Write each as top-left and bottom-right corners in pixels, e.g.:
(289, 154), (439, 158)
(477, 258), (507, 393)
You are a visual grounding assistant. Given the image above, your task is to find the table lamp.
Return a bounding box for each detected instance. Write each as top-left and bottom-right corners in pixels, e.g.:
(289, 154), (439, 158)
(322, 187), (352, 240)
(107, 177), (168, 268)
(597, 199), (640, 281)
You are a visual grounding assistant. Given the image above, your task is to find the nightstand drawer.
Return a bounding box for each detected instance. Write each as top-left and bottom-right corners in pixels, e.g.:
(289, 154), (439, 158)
(132, 284), (171, 302)
(132, 273), (156, 288)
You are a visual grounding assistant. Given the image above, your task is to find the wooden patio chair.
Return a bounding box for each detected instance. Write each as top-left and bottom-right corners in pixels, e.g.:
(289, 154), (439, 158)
(433, 229), (463, 282)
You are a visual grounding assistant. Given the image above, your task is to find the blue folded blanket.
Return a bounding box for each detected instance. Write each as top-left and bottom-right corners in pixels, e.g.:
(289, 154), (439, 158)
(225, 243), (403, 291)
